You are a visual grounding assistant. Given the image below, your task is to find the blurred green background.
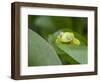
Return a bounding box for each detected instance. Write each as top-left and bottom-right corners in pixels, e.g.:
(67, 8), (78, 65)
(28, 15), (88, 66)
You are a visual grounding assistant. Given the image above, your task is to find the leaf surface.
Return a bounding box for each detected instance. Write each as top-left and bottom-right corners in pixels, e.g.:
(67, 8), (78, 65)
(28, 29), (62, 66)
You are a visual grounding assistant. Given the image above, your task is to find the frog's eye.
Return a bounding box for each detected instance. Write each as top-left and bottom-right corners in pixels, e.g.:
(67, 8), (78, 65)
(57, 32), (64, 39)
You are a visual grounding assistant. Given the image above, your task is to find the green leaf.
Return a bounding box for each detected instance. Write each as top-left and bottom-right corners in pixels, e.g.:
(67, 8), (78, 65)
(48, 29), (88, 64)
(28, 29), (62, 66)
(57, 44), (87, 64)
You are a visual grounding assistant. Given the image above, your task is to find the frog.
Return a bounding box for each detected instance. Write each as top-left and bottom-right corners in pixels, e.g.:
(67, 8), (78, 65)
(56, 32), (80, 45)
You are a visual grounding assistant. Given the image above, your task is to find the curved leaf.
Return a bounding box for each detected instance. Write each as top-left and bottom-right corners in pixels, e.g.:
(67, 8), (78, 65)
(28, 29), (62, 66)
(57, 44), (87, 64)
